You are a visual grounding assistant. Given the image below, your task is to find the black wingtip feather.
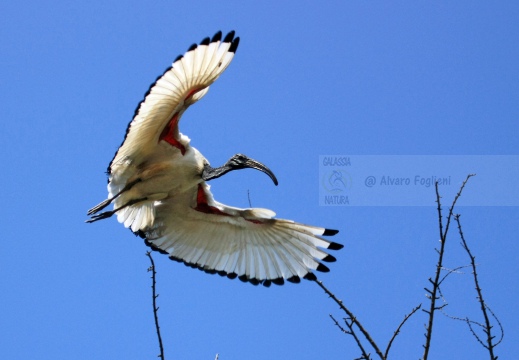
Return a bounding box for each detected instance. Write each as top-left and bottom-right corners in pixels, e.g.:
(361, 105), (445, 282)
(316, 263), (330, 273)
(106, 29), (240, 175)
(187, 43), (197, 52)
(303, 272), (317, 281)
(143, 229), (339, 287)
(223, 30), (235, 43)
(211, 31), (222, 42)
(272, 278), (285, 286)
(229, 37), (240, 53)
(323, 229), (339, 236)
(321, 254), (337, 263)
(328, 242), (344, 250)
(287, 276), (301, 284)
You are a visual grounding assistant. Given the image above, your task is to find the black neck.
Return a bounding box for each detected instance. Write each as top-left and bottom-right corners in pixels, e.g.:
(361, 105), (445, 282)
(201, 163), (233, 182)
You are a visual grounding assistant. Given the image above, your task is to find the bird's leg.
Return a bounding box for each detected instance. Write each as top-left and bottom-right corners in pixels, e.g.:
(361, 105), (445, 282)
(87, 178), (142, 215)
(86, 196), (148, 223)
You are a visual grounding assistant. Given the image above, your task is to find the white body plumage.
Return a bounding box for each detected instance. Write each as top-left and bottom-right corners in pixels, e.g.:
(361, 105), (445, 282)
(88, 31), (342, 286)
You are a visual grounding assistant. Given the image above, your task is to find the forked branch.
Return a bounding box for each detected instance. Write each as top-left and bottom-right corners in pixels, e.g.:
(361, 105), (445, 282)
(314, 279), (385, 359)
(330, 314), (372, 359)
(421, 174), (474, 360)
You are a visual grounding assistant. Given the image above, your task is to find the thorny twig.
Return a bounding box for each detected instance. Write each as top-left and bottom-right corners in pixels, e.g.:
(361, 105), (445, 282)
(384, 304), (422, 359)
(314, 279), (385, 359)
(455, 214), (502, 359)
(421, 174), (474, 360)
(147, 251), (165, 360)
(438, 264), (472, 287)
(330, 314), (371, 360)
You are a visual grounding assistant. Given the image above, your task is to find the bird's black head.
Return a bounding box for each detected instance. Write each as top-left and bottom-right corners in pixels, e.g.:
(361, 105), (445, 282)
(202, 153), (278, 185)
(227, 153), (278, 185)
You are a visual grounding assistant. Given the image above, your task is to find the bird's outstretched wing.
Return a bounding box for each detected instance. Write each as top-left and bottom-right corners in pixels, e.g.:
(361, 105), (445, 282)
(89, 31), (343, 286)
(108, 31), (239, 176)
(140, 182), (342, 287)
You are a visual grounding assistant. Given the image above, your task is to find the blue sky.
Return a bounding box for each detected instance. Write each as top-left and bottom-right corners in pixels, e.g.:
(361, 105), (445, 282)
(1, 1), (518, 359)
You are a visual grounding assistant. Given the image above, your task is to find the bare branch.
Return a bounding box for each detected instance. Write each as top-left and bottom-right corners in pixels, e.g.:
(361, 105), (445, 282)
(466, 317), (488, 348)
(455, 214), (501, 359)
(440, 310), (489, 348)
(438, 264), (471, 287)
(146, 251), (165, 360)
(314, 279), (385, 359)
(443, 174), (475, 243)
(329, 314), (350, 335)
(485, 304), (504, 347)
(384, 304), (421, 359)
(422, 174), (474, 360)
(330, 314), (371, 359)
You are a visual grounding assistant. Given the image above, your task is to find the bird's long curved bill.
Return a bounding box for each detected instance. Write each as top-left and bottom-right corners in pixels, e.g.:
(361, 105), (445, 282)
(244, 159), (278, 186)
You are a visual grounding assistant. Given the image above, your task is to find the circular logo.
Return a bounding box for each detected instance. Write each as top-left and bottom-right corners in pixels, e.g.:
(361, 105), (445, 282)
(321, 170), (351, 193)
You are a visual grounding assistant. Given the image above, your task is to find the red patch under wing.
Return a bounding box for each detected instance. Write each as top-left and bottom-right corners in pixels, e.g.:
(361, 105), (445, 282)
(193, 185), (264, 225)
(157, 87), (205, 155)
(246, 219), (264, 225)
(194, 184), (230, 216)
(159, 112), (186, 155)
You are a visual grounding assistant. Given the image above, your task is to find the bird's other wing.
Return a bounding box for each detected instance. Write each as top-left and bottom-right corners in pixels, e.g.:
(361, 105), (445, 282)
(108, 30), (240, 175)
(139, 183), (343, 287)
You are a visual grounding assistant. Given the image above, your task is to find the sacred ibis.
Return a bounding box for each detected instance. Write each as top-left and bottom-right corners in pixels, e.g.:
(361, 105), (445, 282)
(87, 31), (343, 286)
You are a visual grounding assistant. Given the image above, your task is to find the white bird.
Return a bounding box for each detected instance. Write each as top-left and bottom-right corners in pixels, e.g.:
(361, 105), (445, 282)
(87, 31), (342, 286)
